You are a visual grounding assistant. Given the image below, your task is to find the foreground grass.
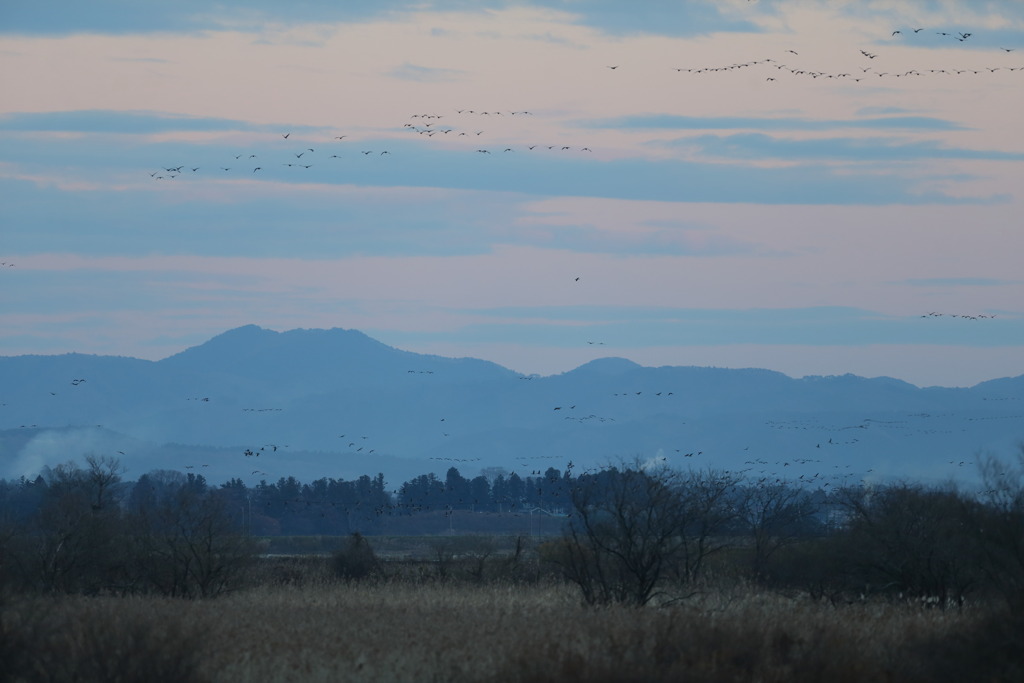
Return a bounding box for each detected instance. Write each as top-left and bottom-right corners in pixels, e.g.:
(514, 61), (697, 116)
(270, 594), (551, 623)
(4, 580), (1023, 683)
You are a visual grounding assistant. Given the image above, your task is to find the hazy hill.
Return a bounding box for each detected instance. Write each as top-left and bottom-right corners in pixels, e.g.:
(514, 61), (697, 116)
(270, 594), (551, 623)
(1, 325), (1022, 487)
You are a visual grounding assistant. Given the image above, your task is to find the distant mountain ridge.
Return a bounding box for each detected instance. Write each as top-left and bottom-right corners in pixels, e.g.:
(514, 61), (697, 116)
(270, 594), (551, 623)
(159, 325), (515, 388)
(1, 325), (1022, 487)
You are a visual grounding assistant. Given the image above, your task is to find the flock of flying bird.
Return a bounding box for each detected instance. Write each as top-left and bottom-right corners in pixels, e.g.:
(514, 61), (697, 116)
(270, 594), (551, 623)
(5, 299), (1017, 494)
(921, 312), (996, 321)
(15, 21), (1016, 496)
(678, 54), (1024, 83)
(18, 361), (977, 494)
(145, 22), (1020, 184)
(668, 30), (1021, 84)
(146, 107), (595, 180)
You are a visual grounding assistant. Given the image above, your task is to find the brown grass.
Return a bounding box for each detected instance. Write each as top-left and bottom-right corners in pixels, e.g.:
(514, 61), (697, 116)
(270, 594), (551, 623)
(3, 580), (1020, 682)
(0, 594), (208, 683)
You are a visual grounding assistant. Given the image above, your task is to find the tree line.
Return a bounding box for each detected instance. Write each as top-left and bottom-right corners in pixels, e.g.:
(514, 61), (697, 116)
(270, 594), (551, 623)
(548, 454), (1024, 610)
(2, 464), (577, 539)
(1, 451), (1023, 611)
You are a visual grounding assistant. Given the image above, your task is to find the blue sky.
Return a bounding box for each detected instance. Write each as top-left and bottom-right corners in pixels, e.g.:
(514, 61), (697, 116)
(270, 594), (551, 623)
(2, 0), (1023, 386)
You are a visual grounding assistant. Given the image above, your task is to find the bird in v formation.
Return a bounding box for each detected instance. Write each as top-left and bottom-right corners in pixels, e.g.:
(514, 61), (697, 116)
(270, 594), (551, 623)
(149, 23), (1017, 179)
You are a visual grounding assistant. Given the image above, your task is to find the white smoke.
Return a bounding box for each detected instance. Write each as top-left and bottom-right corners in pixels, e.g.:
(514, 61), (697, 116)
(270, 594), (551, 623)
(7, 427), (120, 479)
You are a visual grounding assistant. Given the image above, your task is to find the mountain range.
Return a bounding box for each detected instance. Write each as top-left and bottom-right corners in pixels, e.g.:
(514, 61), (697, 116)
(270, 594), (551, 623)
(2, 325), (1022, 488)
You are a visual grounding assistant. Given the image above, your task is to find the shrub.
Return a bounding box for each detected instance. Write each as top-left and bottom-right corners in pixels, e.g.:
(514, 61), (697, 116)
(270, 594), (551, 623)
(331, 532), (380, 581)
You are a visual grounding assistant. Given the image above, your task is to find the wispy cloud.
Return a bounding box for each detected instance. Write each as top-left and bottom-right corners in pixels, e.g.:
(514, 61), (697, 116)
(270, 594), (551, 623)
(108, 56), (169, 64)
(537, 0), (760, 38)
(0, 1), (412, 36)
(855, 106), (918, 116)
(583, 114), (967, 132)
(0, 110), (271, 134)
(681, 133), (1024, 162)
(1, 128), (996, 219)
(901, 277), (1014, 287)
(389, 62), (467, 82)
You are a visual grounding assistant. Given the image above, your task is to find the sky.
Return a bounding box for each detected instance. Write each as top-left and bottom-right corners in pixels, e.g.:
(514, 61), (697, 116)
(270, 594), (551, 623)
(2, 0), (1023, 388)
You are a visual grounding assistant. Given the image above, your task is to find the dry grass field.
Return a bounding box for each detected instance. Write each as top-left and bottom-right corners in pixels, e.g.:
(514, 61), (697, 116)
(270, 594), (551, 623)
(4, 574), (1022, 683)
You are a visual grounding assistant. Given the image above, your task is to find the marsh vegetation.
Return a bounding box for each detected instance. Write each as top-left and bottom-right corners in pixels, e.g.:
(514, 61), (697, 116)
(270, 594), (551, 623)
(4, 575), (1023, 683)
(3, 453), (1024, 681)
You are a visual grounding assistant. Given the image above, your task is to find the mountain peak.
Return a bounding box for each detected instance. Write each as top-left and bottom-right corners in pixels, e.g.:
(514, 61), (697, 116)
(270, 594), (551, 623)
(223, 323), (271, 336)
(158, 325), (395, 373)
(567, 357), (642, 376)
(152, 325), (516, 393)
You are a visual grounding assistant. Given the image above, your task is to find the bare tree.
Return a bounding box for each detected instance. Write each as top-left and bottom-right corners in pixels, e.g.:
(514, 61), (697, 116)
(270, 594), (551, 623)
(133, 481), (255, 598)
(973, 447), (1024, 612)
(558, 464), (691, 606)
(736, 481), (818, 581)
(28, 456), (131, 594)
(836, 482), (980, 607)
(83, 454), (125, 512)
(674, 468), (743, 583)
